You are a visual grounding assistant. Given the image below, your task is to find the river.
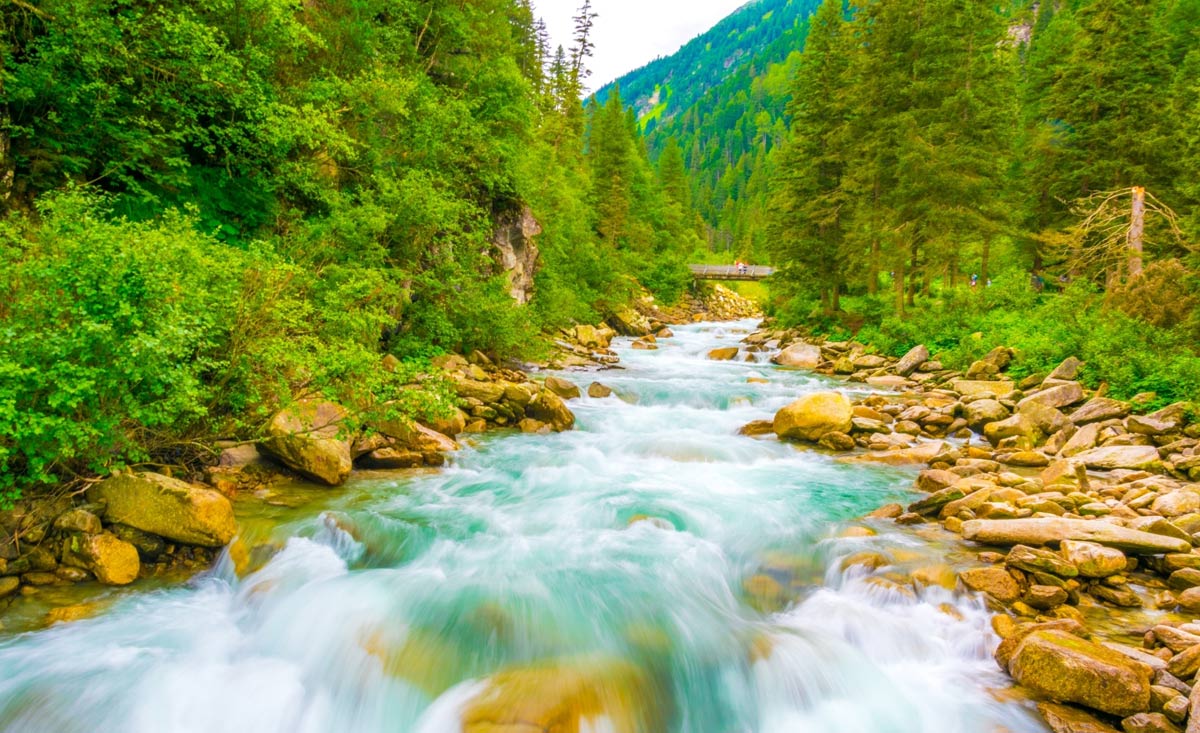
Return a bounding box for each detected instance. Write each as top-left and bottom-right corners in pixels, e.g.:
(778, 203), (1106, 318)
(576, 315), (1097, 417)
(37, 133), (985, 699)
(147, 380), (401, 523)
(0, 320), (1048, 732)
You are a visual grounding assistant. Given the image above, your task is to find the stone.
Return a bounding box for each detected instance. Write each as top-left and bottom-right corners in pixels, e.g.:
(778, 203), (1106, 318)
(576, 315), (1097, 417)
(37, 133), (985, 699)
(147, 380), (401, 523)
(1038, 702), (1120, 733)
(64, 533), (139, 586)
(1021, 400), (1071, 435)
(984, 414), (1043, 448)
(818, 431), (856, 452)
(543, 376), (582, 400)
(1172, 568), (1200, 590)
(965, 399), (1010, 431)
(0, 576), (18, 598)
(1061, 540), (1127, 578)
(894, 345), (930, 377)
(738, 420), (776, 437)
(1020, 382), (1086, 411)
(461, 658), (665, 733)
(262, 400), (353, 486)
(1049, 357), (1086, 382)
(1003, 451), (1052, 468)
(908, 486), (967, 516)
(867, 503), (904, 519)
(423, 408), (468, 438)
(952, 380), (1016, 398)
(1153, 491), (1200, 518)
(1008, 630), (1152, 718)
(1063, 423), (1103, 457)
(773, 392), (853, 443)
(772, 343), (822, 369)
(962, 518), (1191, 554)
(53, 508), (102, 535)
(707, 347), (740, 361)
(588, 382), (614, 399)
(1121, 713), (1179, 733)
(526, 390), (577, 432)
(87, 472), (237, 547)
(109, 524), (166, 560)
(1008, 544), (1080, 578)
(1072, 398), (1133, 425)
(1073, 446), (1161, 471)
(359, 448), (424, 469)
(847, 441), (949, 466)
(959, 566), (1021, 602)
(1027, 584), (1070, 609)
(917, 469), (960, 493)
(492, 205), (541, 303)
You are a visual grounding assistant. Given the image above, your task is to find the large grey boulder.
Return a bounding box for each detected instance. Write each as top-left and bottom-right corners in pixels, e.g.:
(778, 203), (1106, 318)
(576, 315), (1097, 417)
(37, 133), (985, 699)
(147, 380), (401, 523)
(962, 518), (1191, 555)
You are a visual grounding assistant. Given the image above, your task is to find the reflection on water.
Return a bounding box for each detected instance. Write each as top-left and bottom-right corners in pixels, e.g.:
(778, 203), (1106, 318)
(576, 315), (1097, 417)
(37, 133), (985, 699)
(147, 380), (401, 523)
(0, 321), (1047, 732)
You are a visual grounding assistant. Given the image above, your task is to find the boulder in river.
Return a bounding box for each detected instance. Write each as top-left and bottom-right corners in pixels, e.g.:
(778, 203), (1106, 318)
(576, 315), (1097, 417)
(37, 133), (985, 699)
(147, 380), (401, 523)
(773, 392), (853, 442)
(708, 347), (740, 361)
(63, 532), (140, 585)
(545, 376), (582, 400)
(1071, 446), (1161, 471)
(588, 382), (614, 399)
(527, 389), (576, 432)
(262, 400), (353, 486)
(962, 518), (1191, 555)
(772, 343), (821, 369)
(1006, 630), (1151, 718)
(461, 658), (666, 733)
(88, 472), (237, 547)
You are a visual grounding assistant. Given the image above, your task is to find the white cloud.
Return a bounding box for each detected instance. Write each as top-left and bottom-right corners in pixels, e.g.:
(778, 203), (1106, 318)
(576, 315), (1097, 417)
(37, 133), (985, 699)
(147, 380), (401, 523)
(534, 0), (749, 90)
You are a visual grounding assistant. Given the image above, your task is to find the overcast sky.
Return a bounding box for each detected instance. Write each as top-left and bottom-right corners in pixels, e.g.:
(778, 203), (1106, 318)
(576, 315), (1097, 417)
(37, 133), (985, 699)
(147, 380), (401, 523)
(535, 0), (750, 90)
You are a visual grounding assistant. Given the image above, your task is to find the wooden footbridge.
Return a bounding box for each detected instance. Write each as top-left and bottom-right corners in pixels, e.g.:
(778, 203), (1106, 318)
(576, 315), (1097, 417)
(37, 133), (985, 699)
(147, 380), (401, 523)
(688, 264), (775, 281)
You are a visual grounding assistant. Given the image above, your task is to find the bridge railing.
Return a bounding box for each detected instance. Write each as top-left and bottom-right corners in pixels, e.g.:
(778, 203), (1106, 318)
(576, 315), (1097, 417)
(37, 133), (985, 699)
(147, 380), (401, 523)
(688, 265), (775, 280)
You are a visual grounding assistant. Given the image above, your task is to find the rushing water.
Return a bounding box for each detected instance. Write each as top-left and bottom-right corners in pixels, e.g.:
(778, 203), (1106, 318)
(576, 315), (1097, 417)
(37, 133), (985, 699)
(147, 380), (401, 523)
(0, 321), (1048, 733)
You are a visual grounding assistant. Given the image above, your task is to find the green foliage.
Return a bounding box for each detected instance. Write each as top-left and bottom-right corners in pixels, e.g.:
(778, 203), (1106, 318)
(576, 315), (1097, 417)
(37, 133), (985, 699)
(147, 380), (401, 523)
(0, 191), (453, 505)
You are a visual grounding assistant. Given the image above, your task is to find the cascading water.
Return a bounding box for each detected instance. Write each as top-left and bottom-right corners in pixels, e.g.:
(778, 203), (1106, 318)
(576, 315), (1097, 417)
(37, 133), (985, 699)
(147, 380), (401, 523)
(0, 321), (1049, 732)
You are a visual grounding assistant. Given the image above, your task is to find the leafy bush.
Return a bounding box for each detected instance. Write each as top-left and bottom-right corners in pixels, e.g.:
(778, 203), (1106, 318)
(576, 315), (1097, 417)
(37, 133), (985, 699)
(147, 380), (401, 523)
(0, 191), (453, 505)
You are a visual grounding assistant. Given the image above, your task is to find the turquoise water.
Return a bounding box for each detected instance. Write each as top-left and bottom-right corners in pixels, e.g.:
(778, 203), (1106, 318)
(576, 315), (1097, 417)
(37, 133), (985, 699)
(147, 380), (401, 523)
(0, 321), (1047, 732)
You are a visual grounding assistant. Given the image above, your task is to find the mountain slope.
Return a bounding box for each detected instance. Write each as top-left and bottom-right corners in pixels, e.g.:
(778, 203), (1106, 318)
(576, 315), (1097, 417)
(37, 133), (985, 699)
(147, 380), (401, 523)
(598, 0), (823, 258)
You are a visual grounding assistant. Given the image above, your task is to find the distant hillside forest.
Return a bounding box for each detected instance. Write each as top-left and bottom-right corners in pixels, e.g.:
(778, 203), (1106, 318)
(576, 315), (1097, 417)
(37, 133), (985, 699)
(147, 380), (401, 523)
(610, 0), (1200, 405)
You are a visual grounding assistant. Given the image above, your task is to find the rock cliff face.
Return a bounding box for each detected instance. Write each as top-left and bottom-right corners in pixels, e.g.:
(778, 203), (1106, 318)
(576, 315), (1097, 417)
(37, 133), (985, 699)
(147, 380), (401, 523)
(492, 206), (542, 304)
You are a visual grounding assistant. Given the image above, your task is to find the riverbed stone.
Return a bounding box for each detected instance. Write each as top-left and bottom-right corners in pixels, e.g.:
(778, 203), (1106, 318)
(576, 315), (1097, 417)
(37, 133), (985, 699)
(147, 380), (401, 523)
(963, 518), (1191, 554)
(894, 345), (930, 377)
(1153, 491), (1200, 518)
(544, 376), (582, 400)
(461, 658), (666, 733)
(64, 532), (139, 585)
(1061, 541), (1127, 578)
(959, 566), (1021, 602)
(527, 389), (577, 432)
(1020, 382), (1086, 411)
(773, 392), (853, 443)
(773, 343), (822, 369)
(966, 400), (1010, 431)
(1121, 713), (1179, 733)
(262, 400), (353, 486)
(1008, 630), (1152, 718)
(87, 472), (237, 547)
(1038, 702), (1120, 733)
(588, 382), (614, 399)
(1072, 398), (1132, 425)
(1073, 446), (1161, 471)
(708, 347), (740, 361)
(1007, 544), (1080, 578)
(53, 508), (102, 535)
(0, 577), (18, 599)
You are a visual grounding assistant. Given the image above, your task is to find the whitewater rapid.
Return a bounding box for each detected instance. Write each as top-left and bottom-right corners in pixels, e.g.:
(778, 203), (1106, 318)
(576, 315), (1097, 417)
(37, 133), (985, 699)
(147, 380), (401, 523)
(0, 320), (1048, 732)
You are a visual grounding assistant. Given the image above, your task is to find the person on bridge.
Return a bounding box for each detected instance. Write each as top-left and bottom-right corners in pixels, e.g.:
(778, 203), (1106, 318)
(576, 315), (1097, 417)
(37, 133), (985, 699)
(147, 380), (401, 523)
(736, 261), (748, 275)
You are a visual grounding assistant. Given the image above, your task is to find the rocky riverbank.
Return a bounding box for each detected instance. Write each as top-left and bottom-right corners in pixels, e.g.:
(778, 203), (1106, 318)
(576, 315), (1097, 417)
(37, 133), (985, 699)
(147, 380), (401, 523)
(740, 324), (1200, 733)
(0, 287), (764, 628)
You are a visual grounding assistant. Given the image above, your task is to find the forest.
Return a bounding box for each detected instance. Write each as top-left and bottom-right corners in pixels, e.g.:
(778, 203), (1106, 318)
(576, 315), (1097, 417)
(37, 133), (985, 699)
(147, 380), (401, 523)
(610, 0), (1200, 409)
(0, 0), (701, 503)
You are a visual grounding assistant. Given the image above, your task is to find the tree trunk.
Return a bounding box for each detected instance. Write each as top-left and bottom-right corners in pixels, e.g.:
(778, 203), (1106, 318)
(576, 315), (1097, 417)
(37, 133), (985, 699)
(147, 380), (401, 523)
(906, 241), (918, 308)
(894, 262), (906, 317)
(981, 236), (991, 286)
(1128, 185), (1145, 280)
(831, 281), (841, 313)
(868, 237), (880, 295)
(0, 105), (11, 206)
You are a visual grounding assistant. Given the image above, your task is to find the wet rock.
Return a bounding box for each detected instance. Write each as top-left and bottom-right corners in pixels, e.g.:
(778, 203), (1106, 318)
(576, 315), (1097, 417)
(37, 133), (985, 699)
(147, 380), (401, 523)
(526, 389), (577, 432)
(109, 524), (166, 560)
(63, 533), (139, 585)
(1020, 382), (1086, 411)
(966, 399), (1010, 431)
(588, 382), (614, 399)
(461, 658), (666, 733)
(707, 347), (740, 361)
(262, 400), (353, 486)
(1028, 584), (1070, 609)
(1061, 541), (1127, 578)
(1008, 544), (1080, 578)
(544, 376), (583, 400)
(963, 518), (1191, 555)
(959, 566), (1021, 602)
(1008, 630), (1152, 718)
(1121, 712), (1179, 733)
(818, 431), (856, 452)
(1152, 491), (1200, 518)
(985, 414), (1043, 448)
(1176, 587), (1200, 613)
(738, 420), (776, 437)
(1038, 702), (1120, 733)
(87, 472), (237, 547)
(773, 343), (822, 369)
(0, 576), (19, 598)
(773, 392), (853, 443)
(1072, 399), (1132, 425)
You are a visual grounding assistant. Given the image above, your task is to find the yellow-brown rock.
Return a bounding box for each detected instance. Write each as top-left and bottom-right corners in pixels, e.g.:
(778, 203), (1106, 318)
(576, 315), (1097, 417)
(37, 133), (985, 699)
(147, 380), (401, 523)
(462, 658), (666, 733)
(88, 472), (237, 547)
(773, 392), (853, 443)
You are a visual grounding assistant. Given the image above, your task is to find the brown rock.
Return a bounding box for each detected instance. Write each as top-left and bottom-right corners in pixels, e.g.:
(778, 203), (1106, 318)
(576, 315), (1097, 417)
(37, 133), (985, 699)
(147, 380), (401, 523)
(773, 392), (853, 443)
(960, 566), (1021, 602)
(87, 472), (237, 547)
(1008, 630), (1152, 718)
